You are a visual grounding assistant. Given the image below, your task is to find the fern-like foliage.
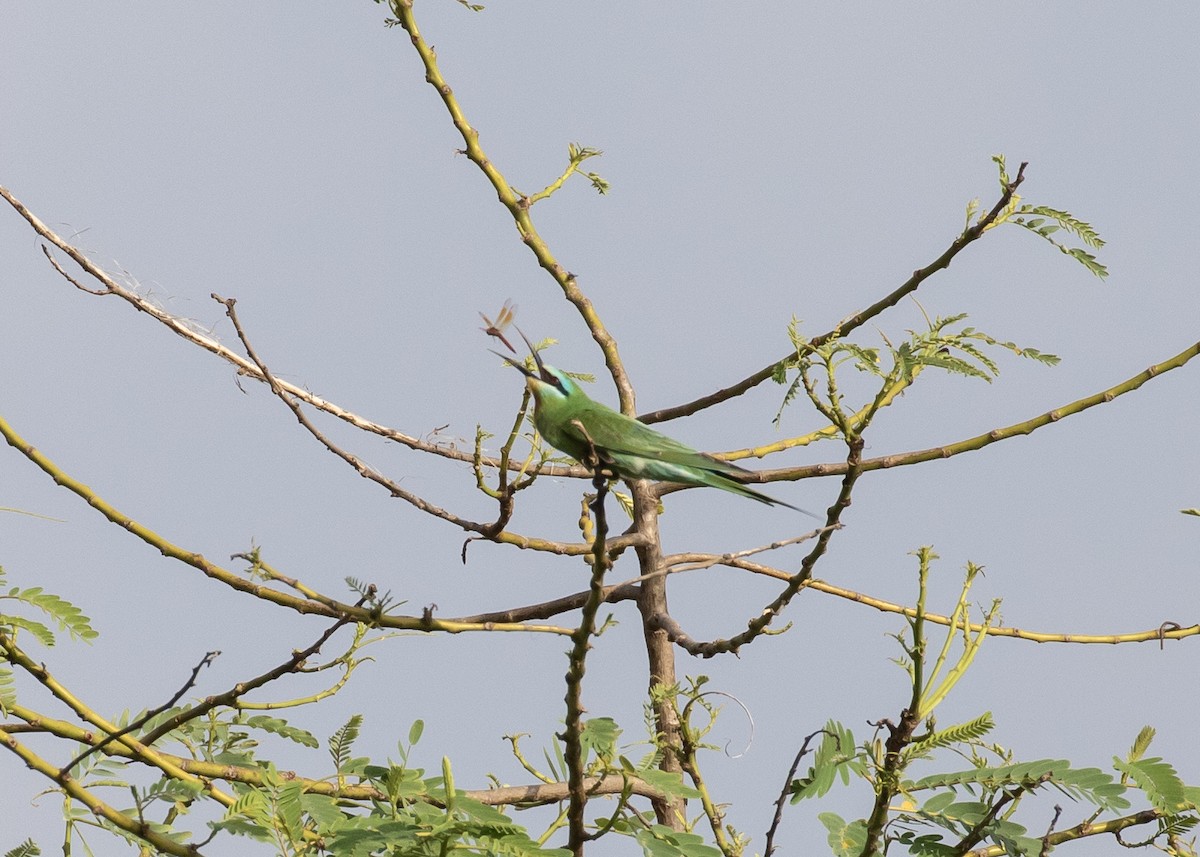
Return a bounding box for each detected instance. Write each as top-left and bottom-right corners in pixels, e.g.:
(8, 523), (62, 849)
(0, 567), (98, 646)
(1114, 756), (1190, 814)
(895, 314), (1060, 384)
(1128, 725), (1157, 762)
(790, 720), (860, 803)
(990, 154), (1108, 278)
(3, 840), (40, 857)
(345, 577), (404, 615)
(900, 795), (1042, 857)
(0, 666), (15, 715)
(1011, 205), (1108, 278)
(903, 712), (994, 761)
(633, 826), (721, 857)
(820, 812), (868, 857)
(216, 755), (576, 857)
(912, 758), (1130, 813)
(243, 714), (319, 749)
(330, 713), (365, 776)
(566, 142), (610, 196)
(777, 314), (1057, 425)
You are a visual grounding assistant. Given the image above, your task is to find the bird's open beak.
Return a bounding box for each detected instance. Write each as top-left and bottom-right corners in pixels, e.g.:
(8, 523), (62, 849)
(491, 348), (534, 378)
(492, 327), (553, 385)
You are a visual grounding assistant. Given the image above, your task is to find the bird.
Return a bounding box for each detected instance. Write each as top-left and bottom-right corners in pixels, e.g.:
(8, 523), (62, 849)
(495, 331), (819, 517)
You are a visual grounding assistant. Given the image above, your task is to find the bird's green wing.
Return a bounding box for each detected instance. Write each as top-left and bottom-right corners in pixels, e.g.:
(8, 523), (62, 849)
(566, 400), (751, 476)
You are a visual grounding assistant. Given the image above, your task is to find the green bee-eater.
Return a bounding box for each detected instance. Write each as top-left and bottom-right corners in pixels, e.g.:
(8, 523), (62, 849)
(496, 333), (817, 517)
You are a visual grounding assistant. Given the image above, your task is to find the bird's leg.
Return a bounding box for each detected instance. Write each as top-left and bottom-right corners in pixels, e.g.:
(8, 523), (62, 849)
(569, 418), (602, 472)
(569, 417), (614, 516)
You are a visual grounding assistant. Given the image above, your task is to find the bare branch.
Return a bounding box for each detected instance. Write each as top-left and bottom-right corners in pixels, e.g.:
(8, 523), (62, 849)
(66, 650), (221, 770)
(656, 438), (863, 658)
(756, 336), (1200, 483)
(384, 5), (636, 413)
(637, 163), (1029, 424)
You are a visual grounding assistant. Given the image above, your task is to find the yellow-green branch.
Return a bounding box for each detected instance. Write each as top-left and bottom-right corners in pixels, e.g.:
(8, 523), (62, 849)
(766, 338), (1200, 482)
(386, 1), (634, 411)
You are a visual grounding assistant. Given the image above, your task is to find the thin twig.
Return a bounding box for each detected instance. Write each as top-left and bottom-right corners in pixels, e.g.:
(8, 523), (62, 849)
(1039, 805), (1063, 857)
(385, 4), (635, 412)
(756, 337), (1200, 483)
(637, 163), (1029, 424)
(139, 600), (363, 747)
(764, 728), (832, 857)
(666, 553), (1200, 645)
(211, 292), (519, 540)
(64, 651), (220, 771)
(0, 410), (576, 632)
(657, 437), (864, 658)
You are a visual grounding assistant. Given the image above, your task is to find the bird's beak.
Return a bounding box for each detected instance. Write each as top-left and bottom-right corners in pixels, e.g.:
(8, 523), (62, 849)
(491, 348), (534, 379)
(493, 328), (554, 385)
(516, 327), (552, 383)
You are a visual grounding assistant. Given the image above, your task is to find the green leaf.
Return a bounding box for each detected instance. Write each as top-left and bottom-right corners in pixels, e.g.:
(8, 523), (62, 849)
(408, 719), (425, 746)
(580, 716), (620, 762)
(3, 586), (97, 643)
(300, 793), (346, 828)
(819, 813), (867, 857)
(921, 791), (957, 814)
(244, 715), (319, 748)
(938, 800), (990, 825)
(637, 767), (703, 800)
(992, 154), (1010, 187)
(635, 826), (722, 857)
(905, 712), (994, 759)
(1009, 203), (1108, 278)
(1, 616), (55, 648)
(790, 721), (859, 802)
(209, 816), (274, 842)
(1127, 725), (1156, 763)
(329, 714), (364, 773)
(1017, 205), (1106, 248)
(1114, 756), (1189, 813)
(226, 788), (272, 827)
(913, 759), (1129, 812)
(275, 781), (306, 841)
(3, 838), (41, 857)
(0, 668), (15, 716)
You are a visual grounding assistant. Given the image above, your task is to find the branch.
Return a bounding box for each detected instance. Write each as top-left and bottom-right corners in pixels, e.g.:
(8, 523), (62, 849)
(386, 3), (636, 413)
(637, 163), (1029, 424)
(0, 631), (235, 808)
(4, 704), (670, 807)
(965, 809), (1164, 856)
(455, 530), (833, 625)
(668, 553), (1199, 645)
(211, 293), (524, 540)
(654, 438), (864, 658)
(138, 606), (360, 747)
(563, 474), (614, 855)
(0, 188), (474, 455)
(450, 581), (640, 625)
(859, 707), (923, 857)
(0, 408), (618, 628)
(764, 728), (831, 857)
(0, 728), (208, 856)
(760, 337), (1200, 484)
(65, 650), (220, 770)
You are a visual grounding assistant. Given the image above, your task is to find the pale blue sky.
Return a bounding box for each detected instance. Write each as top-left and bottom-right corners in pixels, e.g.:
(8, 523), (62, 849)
(2, 4), (1197, 855)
